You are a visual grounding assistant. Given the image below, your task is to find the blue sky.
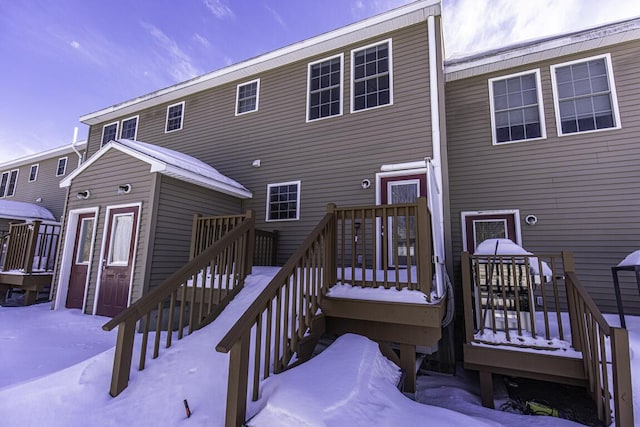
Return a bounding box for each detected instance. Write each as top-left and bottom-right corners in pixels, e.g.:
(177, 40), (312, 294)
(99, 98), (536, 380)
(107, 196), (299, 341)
(1, 0), (640, 161)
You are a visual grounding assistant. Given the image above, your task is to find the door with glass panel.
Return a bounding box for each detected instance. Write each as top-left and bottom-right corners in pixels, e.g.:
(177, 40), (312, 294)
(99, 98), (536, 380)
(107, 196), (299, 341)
(66, 213), (95, 309)
(96, 206), (139, 317)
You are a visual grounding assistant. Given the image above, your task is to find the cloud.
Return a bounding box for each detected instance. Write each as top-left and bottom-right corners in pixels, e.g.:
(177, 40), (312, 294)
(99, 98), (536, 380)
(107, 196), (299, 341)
(70, 40), (80, 49)
(203, 0), (233, 19)
(193, 33), (211, 48)
(141, 22), (202, 82)
(264, 5), (287, 30)
(350, 0), (412, 19)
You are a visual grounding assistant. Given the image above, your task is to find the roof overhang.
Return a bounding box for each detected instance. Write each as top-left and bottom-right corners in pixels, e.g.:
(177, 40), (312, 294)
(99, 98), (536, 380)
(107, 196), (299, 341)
(445, 16), (640, 81)
(0, 141), (87, 170)
(80, 0), (441, 125)
(60, 141), (252, 199)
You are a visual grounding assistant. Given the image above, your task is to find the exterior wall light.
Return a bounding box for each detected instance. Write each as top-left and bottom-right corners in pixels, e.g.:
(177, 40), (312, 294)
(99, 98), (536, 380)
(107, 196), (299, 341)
(525, 214), (538, 226)
(361, 178), (371, 189)
(76, 190), (91, 200)
(118, 184), (132, 195)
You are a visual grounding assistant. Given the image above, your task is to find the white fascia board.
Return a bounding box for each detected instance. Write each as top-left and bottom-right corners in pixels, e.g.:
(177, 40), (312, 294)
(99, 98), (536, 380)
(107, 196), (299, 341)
(160, 165), (253, 199)
(445, 17), (640, 81)
(80, 0), (440, 125)
(0, 141), (87, 170)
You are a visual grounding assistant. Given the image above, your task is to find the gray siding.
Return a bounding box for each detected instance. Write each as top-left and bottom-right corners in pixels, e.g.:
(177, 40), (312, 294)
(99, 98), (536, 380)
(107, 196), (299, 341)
(446, 40), (640, 315)
(85, 22), (435, 262)
(53, 149), (154, 314)
(146, 175), (243, 292)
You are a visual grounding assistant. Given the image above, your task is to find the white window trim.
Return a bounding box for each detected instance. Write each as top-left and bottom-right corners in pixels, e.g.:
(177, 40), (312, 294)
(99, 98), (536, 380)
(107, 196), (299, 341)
(0, 171), (8, 198)
(265, 180), (301, 222)
(235, 78), (260, 116)
(165, 101), (185, 133)
(550, 53), (621, 137)
(56, 157), (68, 177)
(461, 209), (521, 252)
(488, 68), (547, 146)
(101, 121), (119, 146)
(119, 115), (139, 140)
(2, 169), (19, 197)
(306, 53), (344, 123)
(350, 38), (394, 114)
(28, 164), (39, 182)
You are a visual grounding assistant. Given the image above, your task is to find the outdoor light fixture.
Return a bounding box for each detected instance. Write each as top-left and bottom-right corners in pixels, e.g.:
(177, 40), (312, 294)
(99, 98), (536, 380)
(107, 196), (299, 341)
(76, 190), (91, 200)
(117, 184), (132, 195)
(525, 214), (538, 226)
(35, 197), (43, 203)
(361, 178), (371, 189)
(252, 159), (261, 168)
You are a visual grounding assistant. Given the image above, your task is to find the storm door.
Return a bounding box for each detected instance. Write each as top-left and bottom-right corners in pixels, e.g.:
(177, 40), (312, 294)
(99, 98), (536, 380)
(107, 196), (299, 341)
(66, 213), (94, 309)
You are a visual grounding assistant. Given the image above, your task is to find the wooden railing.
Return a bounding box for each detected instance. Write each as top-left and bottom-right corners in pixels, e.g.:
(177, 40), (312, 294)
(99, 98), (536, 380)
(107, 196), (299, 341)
(254, 229), (279, 266)
(216, 198), (433, 427)
(1, 221), (60, 273)
(461, 251), (633, 426)
(102, 211), (255, 397)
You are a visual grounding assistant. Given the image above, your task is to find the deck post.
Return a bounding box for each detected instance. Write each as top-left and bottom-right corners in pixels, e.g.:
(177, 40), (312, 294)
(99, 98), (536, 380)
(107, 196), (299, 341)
(399, 343), (416, 393)
(225, 332), (250, 427)
(611, 327), (634, 427)
(461, 252), (475, 344)
(478, 370), (494, 409)
(562, 251), (581, 351)
(109, 317), (136, 397)
(244, 210), (255, 276)
(416, 197), (432, 297)
(189, 213), (202, 260)
(22, 220), (41, 273)
(324, 204), (337, 290)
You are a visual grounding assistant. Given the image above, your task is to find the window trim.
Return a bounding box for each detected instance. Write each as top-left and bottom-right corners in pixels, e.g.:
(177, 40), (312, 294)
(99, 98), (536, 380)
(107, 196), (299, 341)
(488, 69), (547, 145)
(1, 169), (19, 197)
(165, 101), (185, 133)
(56, 157), (68, 177)
(28, 164), (39, 182)
(550, 53), (621, 137)
(119, 115), (139, 140)
(461, 209), (521, 252)
(265, 180), (301, 222)
(101, 121), (119, 147)
(235, 79), (260, 116)
(306, 53), (344, 122)
(350, 38), (394, 114)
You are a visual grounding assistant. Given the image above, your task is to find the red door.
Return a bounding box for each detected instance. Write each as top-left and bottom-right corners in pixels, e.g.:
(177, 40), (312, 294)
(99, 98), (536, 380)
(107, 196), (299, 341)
(66, 213), (95, 309)
(96, 206), (139, 317)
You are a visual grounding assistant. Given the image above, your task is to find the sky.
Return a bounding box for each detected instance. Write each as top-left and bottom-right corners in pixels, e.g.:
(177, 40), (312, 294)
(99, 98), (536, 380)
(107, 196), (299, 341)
(1, 0), (640, 161)
(2, 267), (632, 426)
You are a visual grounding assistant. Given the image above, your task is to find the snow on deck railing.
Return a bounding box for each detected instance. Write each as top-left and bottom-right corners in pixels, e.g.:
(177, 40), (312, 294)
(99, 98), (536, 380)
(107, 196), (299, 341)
(1, 221), (60, 273)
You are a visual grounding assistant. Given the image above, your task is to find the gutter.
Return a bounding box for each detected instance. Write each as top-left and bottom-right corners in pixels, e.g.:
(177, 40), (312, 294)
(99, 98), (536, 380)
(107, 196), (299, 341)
(70, 127), (83, 166)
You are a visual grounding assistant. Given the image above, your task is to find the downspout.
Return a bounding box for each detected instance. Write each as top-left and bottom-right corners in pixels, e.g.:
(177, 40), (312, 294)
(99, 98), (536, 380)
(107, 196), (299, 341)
(70, 127), (83, 167)
(428, 14), (446, 297)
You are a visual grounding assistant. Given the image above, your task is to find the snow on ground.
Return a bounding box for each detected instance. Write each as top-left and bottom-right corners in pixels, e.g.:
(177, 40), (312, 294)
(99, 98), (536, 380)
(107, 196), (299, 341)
(0, 267), (638, 426)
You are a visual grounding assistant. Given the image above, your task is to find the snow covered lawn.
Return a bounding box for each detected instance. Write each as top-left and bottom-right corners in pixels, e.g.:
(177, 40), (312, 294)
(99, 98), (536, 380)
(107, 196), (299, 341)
(0, 269), (638, 426)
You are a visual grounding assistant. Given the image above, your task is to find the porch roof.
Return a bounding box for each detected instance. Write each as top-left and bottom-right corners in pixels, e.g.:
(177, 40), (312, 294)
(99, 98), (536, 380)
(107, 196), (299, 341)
(60, 139), (252, 199)
(0, 200), (56, 222)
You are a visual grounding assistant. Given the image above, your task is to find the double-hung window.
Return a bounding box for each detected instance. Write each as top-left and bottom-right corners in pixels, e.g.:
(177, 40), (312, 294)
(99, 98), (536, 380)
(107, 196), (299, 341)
(56, 157), (67, 177)
(0, 169), (18, 197)
(489, 69), (545, 144)
(551, 53), (620, 135)
(120, 116), (138, 140)
(29, 164), (39, 182)
(165, 101), (185, 132)
(236, 79), (260, 115)
(266, 181), (300, 221)
(351, 39), (392, 112)
(307, 54), (343, 121)
(101, 122), (118, 147)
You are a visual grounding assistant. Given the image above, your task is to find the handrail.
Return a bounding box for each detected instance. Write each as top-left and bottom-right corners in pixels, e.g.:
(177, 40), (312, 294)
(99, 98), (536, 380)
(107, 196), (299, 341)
(2, 221), (61, 273)
(103, 211), (255, 397)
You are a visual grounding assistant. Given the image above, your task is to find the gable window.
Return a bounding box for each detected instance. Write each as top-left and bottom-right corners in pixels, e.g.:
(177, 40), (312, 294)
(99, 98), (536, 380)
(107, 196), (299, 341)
(0, 170), (19, 197)
(489, 69), (545, 144)
(56, 157), (67, 177)
(29, 164), (39, 182)
(101, 122), (118, 147)
(165, 101), (185, 133)
(307, 54), (343, 121)
(120, 116), (138, 140)
(236, 79), (260, 115)
(351, 39), (393, 112)
(551, 53), (620, 135)
(266, 181), (300, 221)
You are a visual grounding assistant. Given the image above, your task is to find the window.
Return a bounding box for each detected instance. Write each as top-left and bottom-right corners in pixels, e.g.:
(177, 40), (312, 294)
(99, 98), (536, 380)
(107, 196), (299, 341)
(351, 39), (393, 112)
(266, 181), (300, 221)
(165, 101), (185, 132)
(56, 157), (67, 177)
(29, 164), (39, 182)
(461, 210), (521, 253)
(101, 122), (118, 147)
(0, 170), (18, 197)
(120, 116), (138, 140)
(236, 79), (260, 115)
(551, 53), (620, 135)
(489, 70), (545, 144)
(307, 54), (343, 121)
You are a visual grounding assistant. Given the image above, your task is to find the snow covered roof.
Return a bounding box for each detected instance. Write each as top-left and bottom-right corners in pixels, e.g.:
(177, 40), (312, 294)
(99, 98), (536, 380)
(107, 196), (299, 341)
(618, 250), (640, 267)
(446, 16), (640, 81)
(60, 139), (252, 199)
(79, 0), (441, 126)
(0, 140), (87, 170)
(0, 200), (56, 222)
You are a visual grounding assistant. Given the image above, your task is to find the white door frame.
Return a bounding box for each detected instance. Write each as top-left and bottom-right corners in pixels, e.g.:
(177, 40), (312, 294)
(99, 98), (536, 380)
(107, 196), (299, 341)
(54, 207), (99, 311)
